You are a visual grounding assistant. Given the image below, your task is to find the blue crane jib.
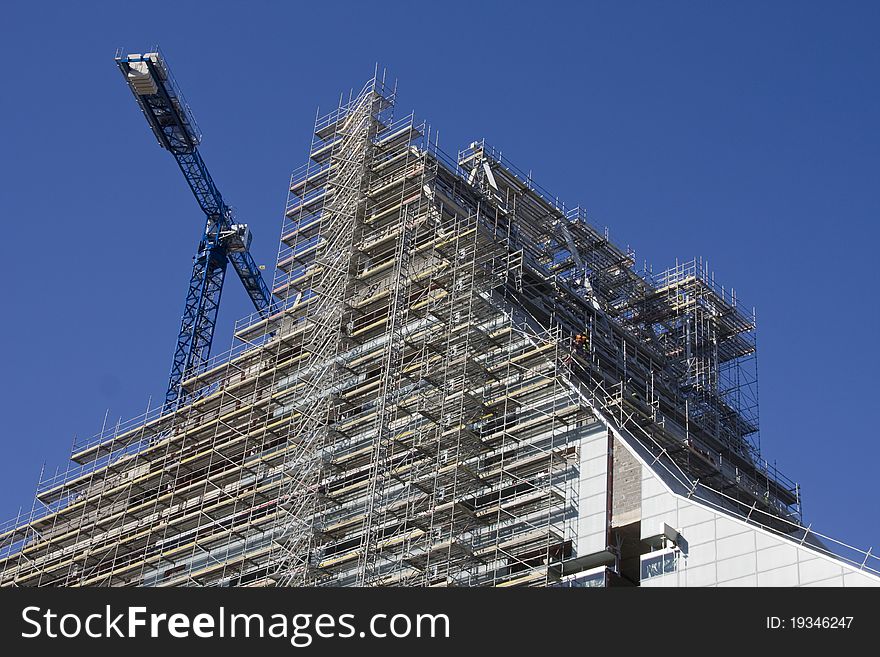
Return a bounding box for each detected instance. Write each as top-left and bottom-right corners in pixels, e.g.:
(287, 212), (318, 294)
(115, 51), (276, 410)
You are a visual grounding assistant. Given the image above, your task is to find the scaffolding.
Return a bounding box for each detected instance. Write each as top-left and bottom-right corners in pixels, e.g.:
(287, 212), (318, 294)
(3, 73), (870, 587)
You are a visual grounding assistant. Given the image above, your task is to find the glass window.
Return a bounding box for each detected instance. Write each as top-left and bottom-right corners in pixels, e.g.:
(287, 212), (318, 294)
(554, 569), (606, 587)
(641, 550), (678, 580)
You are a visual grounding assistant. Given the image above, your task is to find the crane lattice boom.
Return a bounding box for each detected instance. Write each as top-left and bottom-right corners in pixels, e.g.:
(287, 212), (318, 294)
(116, 51), (276, 409)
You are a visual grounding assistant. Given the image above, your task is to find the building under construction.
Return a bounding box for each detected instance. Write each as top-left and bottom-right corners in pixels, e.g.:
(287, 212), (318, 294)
(1, 68), (878, 587)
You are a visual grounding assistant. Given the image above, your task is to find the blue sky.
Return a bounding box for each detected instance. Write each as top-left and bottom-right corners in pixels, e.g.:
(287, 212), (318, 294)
(1, 2), (878, 556)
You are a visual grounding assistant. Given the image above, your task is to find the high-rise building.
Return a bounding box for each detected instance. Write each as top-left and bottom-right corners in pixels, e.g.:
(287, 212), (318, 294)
(1, 74), (877, 587)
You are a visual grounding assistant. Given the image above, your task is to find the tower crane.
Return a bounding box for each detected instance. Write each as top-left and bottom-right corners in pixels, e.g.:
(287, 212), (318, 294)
(115, 50), (276, 410)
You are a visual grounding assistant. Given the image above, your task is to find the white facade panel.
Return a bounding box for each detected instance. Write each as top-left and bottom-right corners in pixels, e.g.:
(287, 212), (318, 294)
(716, 553), (757, 582)
(676, 501), (715, 528)
(756, 564), (799, 586)
(579, 436), (607, 461)
(580, 473), (606, 498)
(578, 511), (607, 537)
(581, 456), (607, 478)
(798, 557), (845, 585)
(717, 532), (757, 561)
(640, 474), (667, 499)
(717, 574), (757, 587)
(575, 425), (608, 556)
(641, 493), (677, 518)
(686, 540), (717, 564)
(682, 561), (717, 587)
(802, 576), (845, 587)
(756, 543), (800, 572)
(681, 519), (715, 546)
(843, 571), (880, 587)
(715, 516), (753, 540)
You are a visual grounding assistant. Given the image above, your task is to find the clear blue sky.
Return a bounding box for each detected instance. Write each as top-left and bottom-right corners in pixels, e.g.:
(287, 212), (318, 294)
(1, 1), (877, 555)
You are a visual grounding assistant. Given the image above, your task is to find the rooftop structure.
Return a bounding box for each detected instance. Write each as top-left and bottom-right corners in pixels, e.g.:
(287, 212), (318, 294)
(1, 72), (877, 587)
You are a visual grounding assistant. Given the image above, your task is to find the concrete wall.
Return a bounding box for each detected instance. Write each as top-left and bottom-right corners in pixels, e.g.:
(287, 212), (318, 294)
(611, 436), (641, 527)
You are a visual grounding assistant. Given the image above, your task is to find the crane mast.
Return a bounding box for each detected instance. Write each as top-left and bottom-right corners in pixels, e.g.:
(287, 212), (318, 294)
(115, 51), (276, 410)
